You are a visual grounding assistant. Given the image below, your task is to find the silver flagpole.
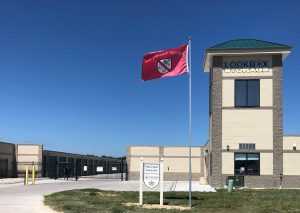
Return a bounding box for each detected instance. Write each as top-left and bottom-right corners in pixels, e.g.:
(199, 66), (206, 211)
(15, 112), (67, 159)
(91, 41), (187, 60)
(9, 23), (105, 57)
(188, 37), (192, 208)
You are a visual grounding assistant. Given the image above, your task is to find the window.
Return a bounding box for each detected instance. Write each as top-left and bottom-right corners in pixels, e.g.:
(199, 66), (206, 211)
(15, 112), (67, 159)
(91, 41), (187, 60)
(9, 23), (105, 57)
(235, 80), (260, 107)
(234, 153), (260, 176)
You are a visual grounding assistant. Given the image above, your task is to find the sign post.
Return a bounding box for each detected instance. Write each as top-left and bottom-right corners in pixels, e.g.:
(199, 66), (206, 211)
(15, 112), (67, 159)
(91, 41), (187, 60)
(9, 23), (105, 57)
(139, 158), (143, 206)
(159, 159), (164, 206)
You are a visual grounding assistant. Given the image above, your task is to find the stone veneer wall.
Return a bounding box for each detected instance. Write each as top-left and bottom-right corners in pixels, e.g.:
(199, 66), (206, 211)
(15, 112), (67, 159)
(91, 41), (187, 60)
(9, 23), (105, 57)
(272, 54), (283, 187)
(209, 56), (223, 187)
(209, 54), (285, 188)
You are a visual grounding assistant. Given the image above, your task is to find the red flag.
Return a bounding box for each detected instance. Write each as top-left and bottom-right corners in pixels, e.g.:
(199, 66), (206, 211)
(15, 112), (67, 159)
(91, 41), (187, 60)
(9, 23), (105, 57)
(142, 44), (188, 81)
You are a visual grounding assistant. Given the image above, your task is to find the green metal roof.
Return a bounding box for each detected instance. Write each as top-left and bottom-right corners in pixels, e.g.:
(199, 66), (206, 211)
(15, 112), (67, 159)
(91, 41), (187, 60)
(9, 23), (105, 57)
(207, 39), (291, 51)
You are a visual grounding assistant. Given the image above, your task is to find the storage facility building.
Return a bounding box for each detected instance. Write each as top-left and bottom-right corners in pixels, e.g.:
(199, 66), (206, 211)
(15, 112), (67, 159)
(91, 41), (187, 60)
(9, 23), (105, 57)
(127, 39), (300, 188)
(0, 142), (16, 178)
(0, 142), (126, 179)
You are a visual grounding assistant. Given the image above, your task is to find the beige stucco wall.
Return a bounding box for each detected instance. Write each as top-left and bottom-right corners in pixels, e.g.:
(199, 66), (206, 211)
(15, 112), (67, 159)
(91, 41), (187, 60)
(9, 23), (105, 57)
(283, 136), (300, 150)
(260, 79), (273, 107)
(222, 152), (234, 175)
(222, 109), (273, 150)
(283, 153), (300, 175)
(222, 79), (235, 107)
(164, 147), (202, 157)
(260, 153), (273, 175)
(282, 137), (300, 175)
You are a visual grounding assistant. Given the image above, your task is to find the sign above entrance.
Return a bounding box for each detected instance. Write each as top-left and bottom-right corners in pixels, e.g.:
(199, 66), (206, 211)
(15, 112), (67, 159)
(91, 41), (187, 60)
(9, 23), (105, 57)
(223, 60), (271, 73)
(143, 163), (160, 189)
(224, 60), (269, 69)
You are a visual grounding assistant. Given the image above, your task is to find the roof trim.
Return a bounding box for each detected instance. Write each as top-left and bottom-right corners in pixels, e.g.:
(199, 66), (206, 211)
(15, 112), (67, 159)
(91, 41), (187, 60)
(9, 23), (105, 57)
(207, 39), (292, 51)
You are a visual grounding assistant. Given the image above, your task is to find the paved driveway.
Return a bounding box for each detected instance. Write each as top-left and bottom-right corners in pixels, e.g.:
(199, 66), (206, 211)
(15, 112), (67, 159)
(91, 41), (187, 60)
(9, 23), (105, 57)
(0, 178), (127, 213)
(0, 178), (215, 213)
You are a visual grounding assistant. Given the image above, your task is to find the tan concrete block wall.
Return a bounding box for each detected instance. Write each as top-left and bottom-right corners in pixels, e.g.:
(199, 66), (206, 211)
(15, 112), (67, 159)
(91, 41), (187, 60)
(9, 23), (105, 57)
(164, 158), (201, 173)
(17, 164), (42, 172)
(163, 147), (202, 157)
(260, 79), (273, 107)
(17, 155), (39, 162)
(129, 157), (159, 172)
(283, 136), (300, 150)
(127, 146), (206, 177)
(129, 146), (159, 156)
(222, 152), (234, 175)
(17, 145), (40, 155)
(283, 153), (300, 175)
(16, 144), (43, 176)
(222, 109), (273, 150)
(260, 153), (273, 175)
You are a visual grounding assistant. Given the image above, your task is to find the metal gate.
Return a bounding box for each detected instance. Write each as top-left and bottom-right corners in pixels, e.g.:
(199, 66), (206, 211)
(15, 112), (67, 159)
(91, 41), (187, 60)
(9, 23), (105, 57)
(46, 156), (58, 178)
(0, 159), (8, 178)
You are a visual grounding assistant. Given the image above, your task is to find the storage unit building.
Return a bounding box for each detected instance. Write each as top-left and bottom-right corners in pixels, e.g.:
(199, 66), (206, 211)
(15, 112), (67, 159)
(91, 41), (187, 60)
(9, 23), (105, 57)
(16, 144), (43, 177)
(42, 150), (126, 178)
(0, 142), (16, 178)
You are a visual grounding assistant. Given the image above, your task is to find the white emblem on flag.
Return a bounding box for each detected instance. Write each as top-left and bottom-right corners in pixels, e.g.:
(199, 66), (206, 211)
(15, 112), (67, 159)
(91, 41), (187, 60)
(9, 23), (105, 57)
(157, 58), (172, 74)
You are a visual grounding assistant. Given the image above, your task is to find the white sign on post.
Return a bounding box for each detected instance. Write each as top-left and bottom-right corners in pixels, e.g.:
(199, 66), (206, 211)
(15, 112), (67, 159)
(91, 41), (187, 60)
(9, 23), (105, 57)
(143, 163), (160, 189)
(139, 158), (164, 207)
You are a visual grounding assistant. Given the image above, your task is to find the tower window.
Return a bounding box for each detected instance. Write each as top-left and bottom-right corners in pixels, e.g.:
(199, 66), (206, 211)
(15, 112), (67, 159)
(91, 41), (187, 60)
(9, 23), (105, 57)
(235, 79), (260, 107)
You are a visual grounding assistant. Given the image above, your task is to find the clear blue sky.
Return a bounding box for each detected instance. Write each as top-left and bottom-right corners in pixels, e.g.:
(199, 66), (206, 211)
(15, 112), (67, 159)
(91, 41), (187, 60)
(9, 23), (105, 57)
(0, 1), (299, 156)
